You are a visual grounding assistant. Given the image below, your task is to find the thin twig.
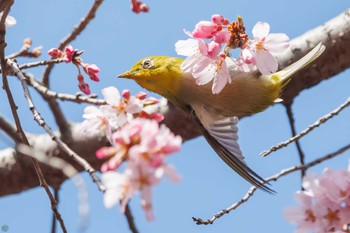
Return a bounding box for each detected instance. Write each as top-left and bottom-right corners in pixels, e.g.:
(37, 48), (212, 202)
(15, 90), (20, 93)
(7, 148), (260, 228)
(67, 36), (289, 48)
(16, 144), (90, 232)
(261, 96), (350, 157)
(0, 114), (22, 143)
(25, 73), (106, 105)
(285, 103), (307, 182)
(42, 0), (104, 85)
(0, 3), (67, 233)
(19, 58), (64, 70)
(7, 58), (106, 192)
(125, 204), (139, 233)
(193, 142), (350, 225)
(51, 188), (59, 233)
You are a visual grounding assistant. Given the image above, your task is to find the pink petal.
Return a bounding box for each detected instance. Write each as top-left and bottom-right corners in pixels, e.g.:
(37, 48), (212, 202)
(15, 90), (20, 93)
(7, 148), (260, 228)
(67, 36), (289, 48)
(102, 86), (121, 106)
(197, 39), (208, 56)
(180, 54), (200, 72)
(175, 39), (198, 56)
(255, 50), (278, 74)
(193, 63), (216, 85)
(252, 22), (270, 40)
(192, 56), (212, 74)
(163, 164), (182, 183)
(213, 30), (231, 44)
(241, 48), (256, 64)
(265, 33), (290, 53)
(207, 41), (221, 58)
(212, 60), (229, 94)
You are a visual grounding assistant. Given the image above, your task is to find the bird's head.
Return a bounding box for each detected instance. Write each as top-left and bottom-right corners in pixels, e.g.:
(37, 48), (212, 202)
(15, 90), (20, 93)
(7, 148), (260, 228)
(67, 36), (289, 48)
(118, 56), (183, 97)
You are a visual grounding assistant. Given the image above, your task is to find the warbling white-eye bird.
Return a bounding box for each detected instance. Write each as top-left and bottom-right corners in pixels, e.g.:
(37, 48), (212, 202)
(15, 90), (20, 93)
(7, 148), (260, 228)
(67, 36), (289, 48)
(118, 43), (325, 193)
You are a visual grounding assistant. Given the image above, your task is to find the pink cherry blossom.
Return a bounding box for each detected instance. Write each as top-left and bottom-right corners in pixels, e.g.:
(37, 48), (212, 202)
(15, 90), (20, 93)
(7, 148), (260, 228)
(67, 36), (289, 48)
(64, 45), (75, 63)
(211, 14), (229, 25)
(175, 38), (231, 94)
(48, 48), (64, 58)
(78, 81), (90, 95)
(192, 21), (218, 39)
(240, 22), (290, 74)
(83, 63), (100, 82)
(80, 105), (111, 137)
(284, 192), (325, 233)
(102, 171), (135, 212)
(99, 119), (181, 220)
(285, 162), (350, 232)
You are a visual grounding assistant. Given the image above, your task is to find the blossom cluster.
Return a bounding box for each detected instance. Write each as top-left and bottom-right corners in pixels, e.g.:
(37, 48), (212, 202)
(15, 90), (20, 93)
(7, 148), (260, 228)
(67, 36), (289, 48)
(80, 86), (164, 137)
(285, 162), (350, 233)
(80, 87), (181, 220)
(175, 15), (290, 94)
(48, 45), (100, 95)
(101, 119), (182, 220)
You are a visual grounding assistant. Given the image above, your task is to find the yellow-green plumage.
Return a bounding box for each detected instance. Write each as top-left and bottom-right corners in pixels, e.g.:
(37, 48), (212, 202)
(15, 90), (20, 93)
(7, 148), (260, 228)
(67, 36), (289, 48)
(119, 43), (326, 192)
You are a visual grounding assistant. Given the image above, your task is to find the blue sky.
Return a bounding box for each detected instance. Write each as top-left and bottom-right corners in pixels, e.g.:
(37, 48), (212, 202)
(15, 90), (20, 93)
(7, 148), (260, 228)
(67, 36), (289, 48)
(0, 1), (350, 233)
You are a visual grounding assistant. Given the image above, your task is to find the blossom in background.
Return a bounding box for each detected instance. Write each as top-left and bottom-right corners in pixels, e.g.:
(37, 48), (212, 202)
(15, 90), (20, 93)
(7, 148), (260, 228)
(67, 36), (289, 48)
(77, 74), (91, 95)
(96, 118), (182, 172)
(285, 161), (350, 233)
(80, 87), (166, 136)
(47, 45), (101, 94)
(83, 63), (100, 82)
(239, 22), (290, 74)
(99, 118), (182, 220)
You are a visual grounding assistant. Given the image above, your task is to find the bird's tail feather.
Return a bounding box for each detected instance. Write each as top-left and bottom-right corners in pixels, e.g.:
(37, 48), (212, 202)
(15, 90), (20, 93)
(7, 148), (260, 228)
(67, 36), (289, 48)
(278, 42), (326, 86)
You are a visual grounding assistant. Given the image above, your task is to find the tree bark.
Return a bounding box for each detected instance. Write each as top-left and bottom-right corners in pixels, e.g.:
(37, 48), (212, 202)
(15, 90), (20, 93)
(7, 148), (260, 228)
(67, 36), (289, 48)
(0, 9), (350, 197)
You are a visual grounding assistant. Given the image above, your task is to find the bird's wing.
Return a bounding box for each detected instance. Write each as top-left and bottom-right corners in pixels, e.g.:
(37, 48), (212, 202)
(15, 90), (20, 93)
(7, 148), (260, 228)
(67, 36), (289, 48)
(191, 103), (274, 193)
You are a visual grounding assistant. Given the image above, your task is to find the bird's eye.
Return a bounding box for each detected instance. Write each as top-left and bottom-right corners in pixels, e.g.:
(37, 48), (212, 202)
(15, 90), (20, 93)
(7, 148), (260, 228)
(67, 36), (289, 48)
(141, 58), (154, 69)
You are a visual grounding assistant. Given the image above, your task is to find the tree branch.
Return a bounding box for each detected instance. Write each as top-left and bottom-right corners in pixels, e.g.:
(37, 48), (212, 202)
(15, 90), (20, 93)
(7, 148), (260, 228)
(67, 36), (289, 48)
(41, 0), (104, 85)
(193, 141), (350, 225)
(0, 9), (350, 197)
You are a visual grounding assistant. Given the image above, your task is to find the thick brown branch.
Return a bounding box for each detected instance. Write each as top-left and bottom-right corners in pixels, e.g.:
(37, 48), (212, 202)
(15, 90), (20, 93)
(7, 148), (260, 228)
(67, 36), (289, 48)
(0, 9), (350, 197)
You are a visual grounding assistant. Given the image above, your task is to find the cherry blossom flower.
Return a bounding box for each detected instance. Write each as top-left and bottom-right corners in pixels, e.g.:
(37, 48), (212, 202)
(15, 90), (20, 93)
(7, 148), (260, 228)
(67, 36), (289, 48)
(285, 161), (350, 232)
(64, 45), (75, 63)
(80, 105), (111, 137)
(99, 119), (182, 220)
(192, 21), (218, 39)
(48, 48), (64, 58)
(102, 171), (135, 211)
(77, 74), (91, 95)
(240, 22), (290, 74)
(83, 63), (100, 82)
(97, 118), (182, 172)
(175, 38), (231, 94)
(284, 192), (325, 233)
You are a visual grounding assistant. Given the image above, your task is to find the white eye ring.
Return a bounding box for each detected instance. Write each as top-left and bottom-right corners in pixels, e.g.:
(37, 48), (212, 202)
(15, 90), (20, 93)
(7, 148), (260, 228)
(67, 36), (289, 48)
(141, 58), (154, 69)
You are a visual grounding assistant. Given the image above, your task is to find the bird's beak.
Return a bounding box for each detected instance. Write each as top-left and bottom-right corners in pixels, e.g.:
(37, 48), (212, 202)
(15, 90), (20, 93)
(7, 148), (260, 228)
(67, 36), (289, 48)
(117, 71), (132, 79)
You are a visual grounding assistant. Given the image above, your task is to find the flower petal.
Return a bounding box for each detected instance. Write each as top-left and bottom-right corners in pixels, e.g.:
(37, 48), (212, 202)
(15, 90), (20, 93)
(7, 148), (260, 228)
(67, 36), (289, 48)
(212, 60), (229, 94)
(193, 62), (216, 85)
(265, 33), (290, 53)
(102, 86), (121, 106)
(255, 50), (278, 74)
(175, 39), (198, 56)
(252, 22), (270, 40)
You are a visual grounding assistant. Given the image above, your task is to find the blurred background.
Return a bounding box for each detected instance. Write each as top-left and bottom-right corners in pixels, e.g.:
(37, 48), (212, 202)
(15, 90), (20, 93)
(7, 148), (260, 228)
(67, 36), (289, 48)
(0, 0), (349, 232)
